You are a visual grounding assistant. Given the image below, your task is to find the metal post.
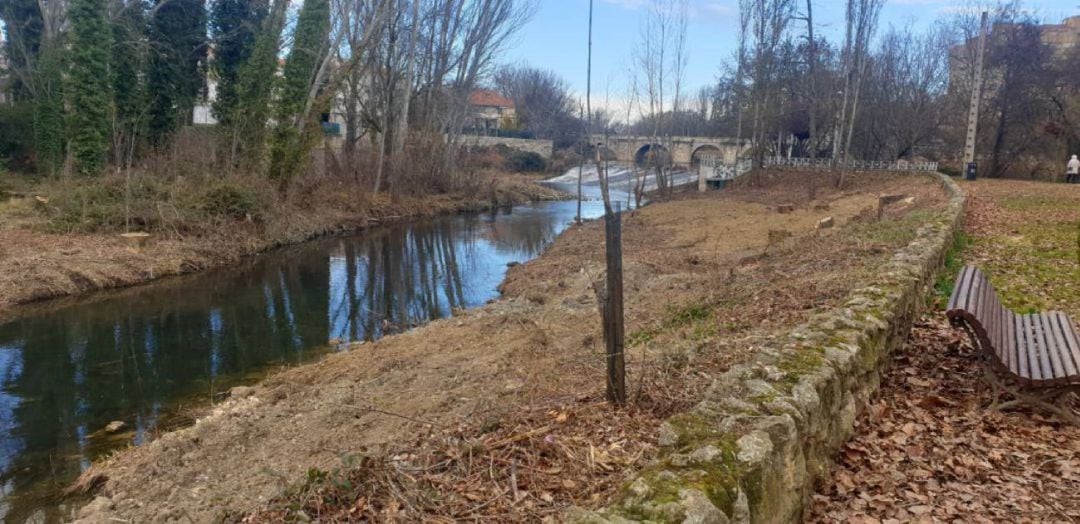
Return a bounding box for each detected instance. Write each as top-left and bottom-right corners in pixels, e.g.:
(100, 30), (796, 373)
(605, 202), (626, 404)
(963, 12), (989, 180)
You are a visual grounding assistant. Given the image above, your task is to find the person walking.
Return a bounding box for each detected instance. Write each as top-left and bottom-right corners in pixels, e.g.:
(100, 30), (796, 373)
(1068, 154), (1080, 183)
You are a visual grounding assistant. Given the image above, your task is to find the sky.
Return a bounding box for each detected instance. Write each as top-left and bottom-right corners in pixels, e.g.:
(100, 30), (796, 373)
(502, 0), (1080, 103)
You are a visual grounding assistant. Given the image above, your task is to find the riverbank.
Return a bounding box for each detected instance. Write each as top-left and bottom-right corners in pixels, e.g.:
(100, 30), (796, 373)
(72, 171), (950, 522)
(0, 173), (563, 324)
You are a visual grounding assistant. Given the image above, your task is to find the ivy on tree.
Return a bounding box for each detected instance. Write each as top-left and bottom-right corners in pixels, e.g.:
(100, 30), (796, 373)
(268, 0), (329, 183)
(210, 0), (267, 127)
(146, 0), (207, 144)
(69, 0), (113, 176)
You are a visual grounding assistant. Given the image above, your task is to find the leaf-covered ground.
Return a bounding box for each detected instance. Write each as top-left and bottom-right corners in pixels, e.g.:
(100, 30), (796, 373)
(811, 179), (1080, 523)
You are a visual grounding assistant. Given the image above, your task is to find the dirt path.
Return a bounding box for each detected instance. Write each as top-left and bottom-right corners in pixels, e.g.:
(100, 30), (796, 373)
(0, 176), (562, 324)
(811, 178), (1080, 522)
(72, 172), (949, 522)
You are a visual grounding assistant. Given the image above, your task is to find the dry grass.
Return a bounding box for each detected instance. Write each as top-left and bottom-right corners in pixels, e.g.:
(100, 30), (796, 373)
(216, 172), (951, 523)
(0, 172), (564, 323)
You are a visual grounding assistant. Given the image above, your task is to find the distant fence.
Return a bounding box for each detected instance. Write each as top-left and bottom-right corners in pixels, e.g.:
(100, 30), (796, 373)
(763, 157), (939, 172)
(700, 155), (753, 180)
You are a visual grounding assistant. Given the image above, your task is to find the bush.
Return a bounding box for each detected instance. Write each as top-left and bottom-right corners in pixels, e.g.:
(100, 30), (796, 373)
(199, 180), (269, 221)
(505, 151), (547, 172)
(41, 172), (273, 233)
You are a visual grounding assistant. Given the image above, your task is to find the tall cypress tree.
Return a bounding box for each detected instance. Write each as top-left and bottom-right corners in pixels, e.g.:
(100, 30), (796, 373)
(146, 0), (207, 145)
(32, 44), (65, 175)
(69, 0), (114, 176)
(210, 0), (267, 127)
(112, 0), (148, 152)
(267, 0), (329, 182)
(232, 0), (286, 170)
(66, 0), (114, 176)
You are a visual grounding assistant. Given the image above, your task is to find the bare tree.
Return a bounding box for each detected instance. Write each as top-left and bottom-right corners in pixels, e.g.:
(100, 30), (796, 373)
(832, 0), (883, 164)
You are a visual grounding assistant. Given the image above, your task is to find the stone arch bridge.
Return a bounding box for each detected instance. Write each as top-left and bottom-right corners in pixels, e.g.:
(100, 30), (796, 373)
(590, 135), (750, 167)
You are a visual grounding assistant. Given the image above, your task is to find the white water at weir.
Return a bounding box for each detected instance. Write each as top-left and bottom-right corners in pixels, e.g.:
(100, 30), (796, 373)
(542, 163), (698, 202)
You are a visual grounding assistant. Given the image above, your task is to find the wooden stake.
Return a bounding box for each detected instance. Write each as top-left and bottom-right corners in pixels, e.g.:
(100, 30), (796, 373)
(605, 202), (626, 404)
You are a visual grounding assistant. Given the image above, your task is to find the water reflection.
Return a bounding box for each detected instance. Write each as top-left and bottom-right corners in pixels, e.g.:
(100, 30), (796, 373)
(0, 199), (605, 521)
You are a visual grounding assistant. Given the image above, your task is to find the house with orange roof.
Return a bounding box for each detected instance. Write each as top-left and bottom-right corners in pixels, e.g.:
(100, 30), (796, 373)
(466, 89), (516, 134)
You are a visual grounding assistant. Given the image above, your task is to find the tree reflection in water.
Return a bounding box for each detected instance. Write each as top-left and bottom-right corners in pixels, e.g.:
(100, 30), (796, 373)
(0, 199), (603, 521)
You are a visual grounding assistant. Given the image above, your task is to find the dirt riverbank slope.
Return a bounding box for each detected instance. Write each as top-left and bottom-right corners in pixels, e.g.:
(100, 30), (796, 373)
(73, 172), (950, 522)
(0, 175), (561, 324)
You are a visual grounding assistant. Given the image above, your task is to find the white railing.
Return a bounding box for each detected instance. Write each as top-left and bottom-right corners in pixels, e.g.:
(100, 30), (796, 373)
(700, 155), (753, 180)
(763, 157), (939, 172)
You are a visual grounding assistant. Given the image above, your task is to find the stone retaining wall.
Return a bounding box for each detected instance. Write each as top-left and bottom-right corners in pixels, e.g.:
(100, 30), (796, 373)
(577, 173), (965, 523)
(461, 135), (554, 158)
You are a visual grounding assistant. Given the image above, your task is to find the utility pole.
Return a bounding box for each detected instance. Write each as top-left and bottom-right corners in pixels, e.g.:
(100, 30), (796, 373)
(963, 11), (989, 180)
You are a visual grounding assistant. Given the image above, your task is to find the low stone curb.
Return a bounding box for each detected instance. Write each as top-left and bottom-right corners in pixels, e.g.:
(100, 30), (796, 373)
(576, 173), (965, 523)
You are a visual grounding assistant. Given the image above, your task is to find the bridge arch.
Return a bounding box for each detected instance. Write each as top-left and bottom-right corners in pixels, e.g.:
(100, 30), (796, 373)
(634, 144), (672, 167)
(690, 145), (723, 169)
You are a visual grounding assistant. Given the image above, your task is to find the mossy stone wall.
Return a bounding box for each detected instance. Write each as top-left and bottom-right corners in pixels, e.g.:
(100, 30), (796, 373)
(576, 173), (965, 523)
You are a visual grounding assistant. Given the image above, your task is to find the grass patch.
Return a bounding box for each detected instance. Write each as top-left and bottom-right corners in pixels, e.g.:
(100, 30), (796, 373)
(848, 209), (938, 247)
(934, 231), (972, 304)
(627, 302), (716, 349)
(999, 195), (1076, 211)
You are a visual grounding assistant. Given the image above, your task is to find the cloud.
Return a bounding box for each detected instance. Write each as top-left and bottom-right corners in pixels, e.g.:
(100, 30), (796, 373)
(891, 0), (953, 5)
(695, 1), (736, 23)
(602, 0), (738, 24)
(600, 0), (649, 9)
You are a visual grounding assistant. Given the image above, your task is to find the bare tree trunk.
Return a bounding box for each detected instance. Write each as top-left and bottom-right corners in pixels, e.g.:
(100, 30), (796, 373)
(391, 0), (420, 157)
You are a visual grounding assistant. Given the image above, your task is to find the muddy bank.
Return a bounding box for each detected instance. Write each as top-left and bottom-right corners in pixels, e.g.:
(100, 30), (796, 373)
(72, 172), (950, 522)
(0, 175), (563, 324)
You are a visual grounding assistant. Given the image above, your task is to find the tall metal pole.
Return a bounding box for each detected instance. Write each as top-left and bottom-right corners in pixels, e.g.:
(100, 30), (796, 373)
(963, 12), (989, 172)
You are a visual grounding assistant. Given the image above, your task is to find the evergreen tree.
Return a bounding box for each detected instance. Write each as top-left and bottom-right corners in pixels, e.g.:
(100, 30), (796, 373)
(69, 0), (114, 176)
(111, 0), (148, 163)
(146, 0), (207, 144)
(210, 0), (267, 127)
(32, 44), (65, 175)
(268, 0), (329, 182)
(232, 0), (287, 170)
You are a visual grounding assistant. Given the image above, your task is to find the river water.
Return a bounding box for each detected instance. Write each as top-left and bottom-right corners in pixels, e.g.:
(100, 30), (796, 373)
(0, 164), (690, 521)
(0, 196), (620, 522)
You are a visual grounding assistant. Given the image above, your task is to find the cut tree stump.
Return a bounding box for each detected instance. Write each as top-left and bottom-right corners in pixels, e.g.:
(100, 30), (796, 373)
(878, 193), (906, 206)
(776, 203), (795, 214)
(817, 217), (834, 229)
(120, 232), (151, 248)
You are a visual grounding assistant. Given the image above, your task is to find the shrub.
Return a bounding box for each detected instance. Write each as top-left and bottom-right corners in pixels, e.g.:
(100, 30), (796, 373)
(199, 180), (269, 221)
(41, 172), (273, 233)
(505, 151), (547, 172)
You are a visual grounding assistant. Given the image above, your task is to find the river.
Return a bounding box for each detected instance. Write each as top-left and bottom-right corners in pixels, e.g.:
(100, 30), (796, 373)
(0, 163), (691, 521)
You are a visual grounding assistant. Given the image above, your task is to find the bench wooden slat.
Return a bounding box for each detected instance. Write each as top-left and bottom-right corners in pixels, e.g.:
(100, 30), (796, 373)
(1055, 312), (1080, 383)
(1030, 314), (1050, 382)
(1035, 313), (1061, 382)
(1043, 312), (1067, 382)
(1017, 314), (1031, 382)
(992, 292), (1004, 352)
(999, 305), (1012, 372)
(971, 273), (988, 326)
(948, 266), (974, 313)
(1046, 312), (1075, 382)
(1002, 308), (1010, 373)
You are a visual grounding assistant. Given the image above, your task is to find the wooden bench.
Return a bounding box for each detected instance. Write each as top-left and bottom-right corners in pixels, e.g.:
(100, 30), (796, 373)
(946, 265), (1080, 424)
